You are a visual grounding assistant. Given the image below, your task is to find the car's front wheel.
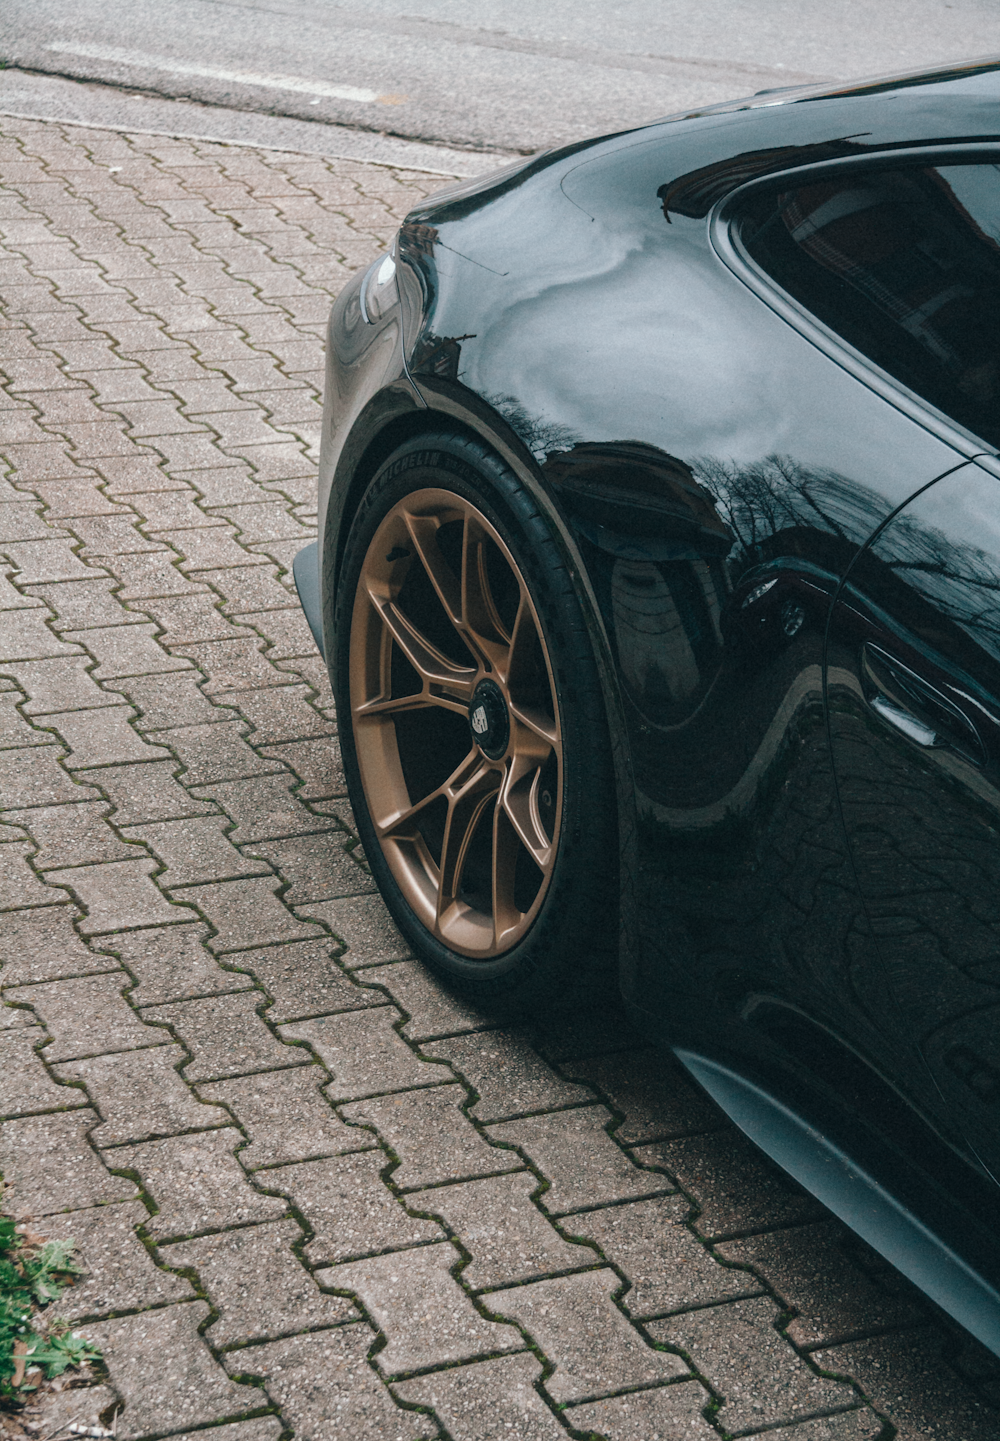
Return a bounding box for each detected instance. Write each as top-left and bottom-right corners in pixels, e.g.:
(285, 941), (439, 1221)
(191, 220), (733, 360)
(333, 431), (617, 1009)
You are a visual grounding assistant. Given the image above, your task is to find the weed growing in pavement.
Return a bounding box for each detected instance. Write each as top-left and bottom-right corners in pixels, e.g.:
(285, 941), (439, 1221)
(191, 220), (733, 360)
(0, 1211), (100, 1405)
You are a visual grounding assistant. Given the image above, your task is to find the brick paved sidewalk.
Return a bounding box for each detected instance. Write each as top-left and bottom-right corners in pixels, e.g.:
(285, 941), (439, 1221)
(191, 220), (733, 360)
(1, 114), (999, 1441)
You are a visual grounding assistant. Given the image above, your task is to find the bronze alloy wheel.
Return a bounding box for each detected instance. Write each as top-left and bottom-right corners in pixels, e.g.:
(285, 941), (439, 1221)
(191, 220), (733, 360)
(349, 486), (562, 957)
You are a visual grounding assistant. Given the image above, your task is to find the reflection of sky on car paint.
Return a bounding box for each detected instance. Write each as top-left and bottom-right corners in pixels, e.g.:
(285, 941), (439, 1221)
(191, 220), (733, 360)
(868, 464), (1000, 663)
(443, 225), (962, 497)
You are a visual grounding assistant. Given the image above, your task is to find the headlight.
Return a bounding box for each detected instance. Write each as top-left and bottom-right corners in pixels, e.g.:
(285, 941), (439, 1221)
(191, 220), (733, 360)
(361, 251), (397, 323)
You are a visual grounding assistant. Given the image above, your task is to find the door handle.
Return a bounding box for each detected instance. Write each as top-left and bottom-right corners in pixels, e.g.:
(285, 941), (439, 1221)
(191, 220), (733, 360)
(861, 644), (987, 766)
(868, 693), (938, 747)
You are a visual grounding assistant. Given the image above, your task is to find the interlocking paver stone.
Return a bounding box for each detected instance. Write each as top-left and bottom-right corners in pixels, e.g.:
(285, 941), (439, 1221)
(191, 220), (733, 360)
(0, 689), (52, 747)
(565, 1382), (719, 1440)
(425, 1031), (593, 1121)
(813, 1330), (999, 1441)
(256, 736), (344, 798)
(2, 539), (102, 585)
(164, 1218), (357, 1343)
(0, 1005), (35, 1032)
(159, 719), (283, 784)
(195, 564), (298, 616)
(197, 1066), (364, 1169)
(190, 772), (326, 842)
(300, 894), (410, 966)
(142, 991), (307, 1080)
(105, 921), (254, 1004)
(128, 491), (223, 530)
(46, 858), (196, 934)
(488, 1269), (686, 1402)
(0, 838), (62, 908)
(0, 503), (58, 546)
(418, 1171), (589, 1289)
(225, 683), (335, 743)
(86, 758), (221, 823)
(242, 833), (374, 906)
(649, 1297), (854, 1432)
(128, 591), (235, 647)
(4, 658), (123, 716)
(122, 815), (271, 887)
(0, 906), (117, 984)
(634, 1130), (823, 1239)
(0, 1110), (137, 1217)
(0, 1025), (84, 1117)
(230, 938), (379, 1023)
(316, 1243), (521, 1375)
(178, 875), (325, 952)
(145, 1424), (282, 1441)
(562, 1050), (726, 1145)
(172, 636), (288, 694)
(279, 653), (334, 706)
(280, 1008), (442, 1099)
(57, 1044), (230, 1145)
(240, 606), (316, 658)
(223, 1326), (425, 1441)
(102, 550), (205, 598)
(362, 961), (493, 1041)
(69, 515), (166, 558)
(112, 1128), (287, 1240)
(717, 1221), (926, 1348)
(81, 1303), (264, 1441)
(5, 972), (163, 1061)
(342, 1085), (521, 1190)
(64, 620), (191, 678)
(9, 799), (135, 868)
(45, 1200), (194, 1318)
(568, 1196), (760, 1318)
(0, 606), (80, 660)
(0, 744), (99, 807)
(527, 1008), (636, 1064)
(269, 1151), (443, 1265)
(108, 672), (234, 730)
(31, 1387), (123, 1441)
(51, 705), (171, 767)
(25, 576), (148, 629)
(488, 1107), (669, 1214)
(392, 1354), (566, 1441)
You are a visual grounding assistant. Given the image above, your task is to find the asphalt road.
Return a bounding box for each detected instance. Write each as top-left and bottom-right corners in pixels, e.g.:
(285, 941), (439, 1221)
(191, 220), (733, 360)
(3, 0), (1000, 156)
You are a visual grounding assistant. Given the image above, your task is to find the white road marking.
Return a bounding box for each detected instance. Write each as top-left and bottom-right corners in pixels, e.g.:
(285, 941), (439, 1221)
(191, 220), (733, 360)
(46, 41), (405, 105)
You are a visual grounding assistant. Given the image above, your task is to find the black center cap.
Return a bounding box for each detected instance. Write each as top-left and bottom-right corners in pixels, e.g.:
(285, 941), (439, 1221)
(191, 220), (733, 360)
(469, 679), (510, 760)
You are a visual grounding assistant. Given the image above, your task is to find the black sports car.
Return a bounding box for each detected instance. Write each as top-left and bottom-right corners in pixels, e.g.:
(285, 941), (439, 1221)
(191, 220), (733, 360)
(293, 57), (1000, 1357)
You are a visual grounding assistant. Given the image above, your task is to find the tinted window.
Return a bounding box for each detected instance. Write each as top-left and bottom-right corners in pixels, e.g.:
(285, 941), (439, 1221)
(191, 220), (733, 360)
(739, 163), (1000, 448)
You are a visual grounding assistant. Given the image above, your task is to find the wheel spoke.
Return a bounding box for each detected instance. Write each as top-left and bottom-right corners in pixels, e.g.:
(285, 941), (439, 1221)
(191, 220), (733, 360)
(462, 515), (515, 657)
(402, 512), (464, 630)
(376, 746), (483, 840)
(365, 586), (477, 696)
(491, 801), (524, 949)
(509, 699), (559, 747)
(500, 758), (554, 872)
(436, 758), (501, 919)
(356, 690), (470, 720)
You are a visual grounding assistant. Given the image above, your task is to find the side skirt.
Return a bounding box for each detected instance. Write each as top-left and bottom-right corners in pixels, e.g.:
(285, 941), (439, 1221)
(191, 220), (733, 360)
(675, 1049), (1000, 1358)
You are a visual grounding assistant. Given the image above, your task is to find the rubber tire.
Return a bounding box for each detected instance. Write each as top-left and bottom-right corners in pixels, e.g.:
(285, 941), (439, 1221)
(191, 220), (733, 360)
(333, 431), (618, 1011)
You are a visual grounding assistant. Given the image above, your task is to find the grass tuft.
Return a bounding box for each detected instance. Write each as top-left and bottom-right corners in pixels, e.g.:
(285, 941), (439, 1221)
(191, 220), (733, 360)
(0, 1212), (101, 1403)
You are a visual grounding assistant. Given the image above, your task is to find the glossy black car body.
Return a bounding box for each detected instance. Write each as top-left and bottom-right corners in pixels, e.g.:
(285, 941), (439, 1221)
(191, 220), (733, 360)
(296, 57), (1000, 1355)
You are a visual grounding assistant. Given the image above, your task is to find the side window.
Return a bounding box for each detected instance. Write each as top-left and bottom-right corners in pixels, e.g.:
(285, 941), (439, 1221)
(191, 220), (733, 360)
(738, 162), (1000, 448)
